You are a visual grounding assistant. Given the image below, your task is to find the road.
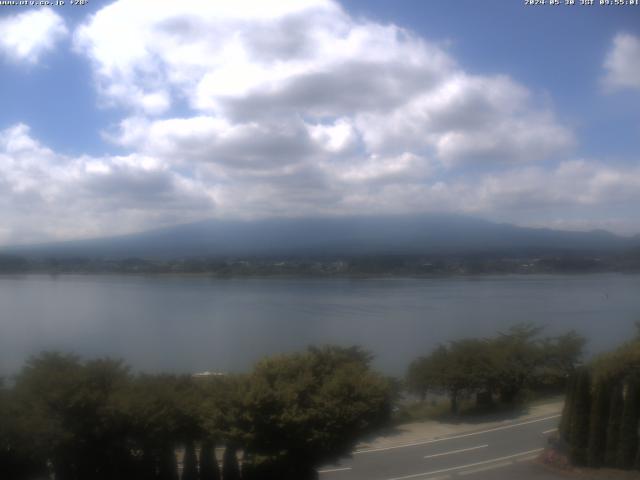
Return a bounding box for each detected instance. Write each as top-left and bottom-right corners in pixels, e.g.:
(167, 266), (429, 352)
(318, 414), (562, 480)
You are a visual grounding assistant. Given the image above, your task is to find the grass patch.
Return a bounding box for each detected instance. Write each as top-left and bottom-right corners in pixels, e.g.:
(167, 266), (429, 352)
(393, 392), (564, 425)
(392, 399), (451, 424)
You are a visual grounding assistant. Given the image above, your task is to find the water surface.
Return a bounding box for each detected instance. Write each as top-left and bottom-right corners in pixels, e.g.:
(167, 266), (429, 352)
(1, 274), (639, 376)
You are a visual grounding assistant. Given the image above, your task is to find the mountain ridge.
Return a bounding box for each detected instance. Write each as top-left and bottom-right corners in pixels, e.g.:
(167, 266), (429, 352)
(3, 214), (638, 260)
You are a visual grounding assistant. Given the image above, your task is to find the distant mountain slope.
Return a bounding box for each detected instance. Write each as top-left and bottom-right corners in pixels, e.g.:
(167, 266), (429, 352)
(4, 214), (639, 259)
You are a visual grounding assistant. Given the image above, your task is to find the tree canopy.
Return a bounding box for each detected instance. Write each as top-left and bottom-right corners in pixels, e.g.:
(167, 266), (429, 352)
(406, 324), (585, 413)
(559, 330), (640, 471)
(1, 346), (392, 480)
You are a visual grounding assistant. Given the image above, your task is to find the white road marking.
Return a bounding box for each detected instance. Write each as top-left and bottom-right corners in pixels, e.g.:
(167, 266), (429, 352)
(516, 454), (540, 462)
(355, 415), (560, 455)
(542, 428), (557, 434)
(384, 448), (544, 480)
(318, 467), (352, 474)
(458, 461), (512, 476)
(423, 444), (488, 459)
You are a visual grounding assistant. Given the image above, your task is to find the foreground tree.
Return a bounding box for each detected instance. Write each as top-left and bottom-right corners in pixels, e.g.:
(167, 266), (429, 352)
(593, 333), (640, 468)
(492, 324), (544, 403)
(605, 384), (625, 467)
(559, 373), (577, 442)
(407, 325), (585, 415)
(406, 341), (493, 414)
(237, 346), (392, 479)
(539, 330), (586, 391)
(587, 379), (610, 467)
(182, 440), (198, 480)
(199, 440), (221, 480)
(222, 444), (241, 480)
(406, 357), (431, 401)
(116, 374), (204, 480)
(0, 378), (48, 480)
(11, 353), (134, 480)
(617, 379), (640, 469)
(569, 368), (591, 466)
(558, 329), (640, 471)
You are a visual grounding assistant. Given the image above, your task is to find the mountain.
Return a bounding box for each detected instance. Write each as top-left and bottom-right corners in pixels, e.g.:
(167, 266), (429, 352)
(3, 214), (639, 259)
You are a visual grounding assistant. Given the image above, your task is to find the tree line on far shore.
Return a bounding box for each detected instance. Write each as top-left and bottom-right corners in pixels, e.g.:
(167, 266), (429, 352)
(559, 326), (640, 471)
(405, 324), (586, 414)
(0, 346), (392, 480)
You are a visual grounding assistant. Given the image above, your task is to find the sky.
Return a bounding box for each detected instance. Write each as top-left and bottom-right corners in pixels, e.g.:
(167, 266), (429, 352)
(0, 0), (639, 246)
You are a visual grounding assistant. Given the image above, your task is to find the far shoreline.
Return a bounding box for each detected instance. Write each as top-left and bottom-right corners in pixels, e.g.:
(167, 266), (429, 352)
(2, 270), (640, 280)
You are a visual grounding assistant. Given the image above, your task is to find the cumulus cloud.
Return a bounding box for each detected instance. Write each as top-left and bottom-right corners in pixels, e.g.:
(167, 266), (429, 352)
(0, 9), (68, 64)
(4, 122), (639, 244)
(355, 73), (573, 165)
(0, 124), (215, 245)
(77, 0), (571, 167)
(603, 33), (640, 91)
(1, 1), (637, 243)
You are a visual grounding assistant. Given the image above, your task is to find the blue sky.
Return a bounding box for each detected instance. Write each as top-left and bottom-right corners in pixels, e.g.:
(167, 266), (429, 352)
(0, 0), (638, 245)
(343, 0), (640, 159)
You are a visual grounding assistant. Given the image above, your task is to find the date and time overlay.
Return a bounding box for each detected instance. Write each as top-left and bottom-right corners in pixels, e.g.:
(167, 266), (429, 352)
(0, 0), (639, 8)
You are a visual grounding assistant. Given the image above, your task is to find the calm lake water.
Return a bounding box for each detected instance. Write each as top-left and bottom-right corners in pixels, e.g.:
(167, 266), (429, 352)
(1, 273), (639, 376)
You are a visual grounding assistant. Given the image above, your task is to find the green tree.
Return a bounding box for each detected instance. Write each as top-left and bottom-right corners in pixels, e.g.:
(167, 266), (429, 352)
(158, 444), (179, 480)
(235, 346), (392, 479)
(408, 342), (489, 414)
(617, 379), (640, 469)
(199, 440), (220, 480)
(447, 339), (497, 411)
(491, 323), (544, 403)
(182, 440), (198, 480)
(116, 374), (199, 480)
(605, 384), (624, 467)
(407, 325), (584, 415)
(569, 367), (591, 466)
(409, 345), (453, 410)
(197, 374), (246, 476)
(587, 379), (610, 467)
(559, 373), (576, 442)
(539, 330), (585, 391)
(222, 445), (240, 480)
(11, 353), (134, 480)
(0, 378), (48, 480)
(592, 335), (640, 386)
(406, 357), (431, 401)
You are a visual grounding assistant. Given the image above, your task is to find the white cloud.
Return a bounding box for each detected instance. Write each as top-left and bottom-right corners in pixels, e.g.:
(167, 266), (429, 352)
(0, 124), (214, 245)
(75, 0), (573, 172)
(2, 122), (640, 244)
(109, 115), (317, 171)
(0, 10), (68, 64)
(76, 0), (572, 168)
(1, 1), (638, 244)
(74, 0), (450, 117)
(356, 74), (573, 165)
(603, 33), (640, 91)
(334, 152), (432, 185)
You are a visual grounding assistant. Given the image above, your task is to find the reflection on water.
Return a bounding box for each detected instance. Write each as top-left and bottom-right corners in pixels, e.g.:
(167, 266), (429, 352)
(1, 273), (639, 376)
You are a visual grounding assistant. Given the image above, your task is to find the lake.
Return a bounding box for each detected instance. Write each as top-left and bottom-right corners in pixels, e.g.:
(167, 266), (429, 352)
(1, 273), (639, 377)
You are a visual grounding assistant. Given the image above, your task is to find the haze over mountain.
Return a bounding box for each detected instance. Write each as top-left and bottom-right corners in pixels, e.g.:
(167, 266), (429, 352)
(4, 214), (639, 260)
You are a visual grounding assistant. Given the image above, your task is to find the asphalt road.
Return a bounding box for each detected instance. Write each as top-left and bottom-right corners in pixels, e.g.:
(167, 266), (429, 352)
(318, 414), (563, 480)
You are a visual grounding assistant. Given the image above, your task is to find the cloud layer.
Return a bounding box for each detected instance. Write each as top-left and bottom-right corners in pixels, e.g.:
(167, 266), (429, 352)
(76, 0), (572, 167)
(0, 1), (638, 244)
(0, 124), (213, 245)
(2, 121), (639, 246)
